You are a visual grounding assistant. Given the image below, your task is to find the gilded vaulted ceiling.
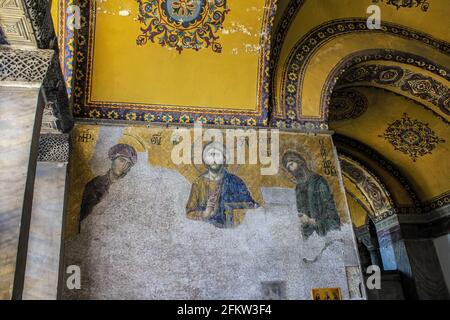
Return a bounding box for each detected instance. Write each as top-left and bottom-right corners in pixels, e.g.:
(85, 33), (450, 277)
(272, 0), (450, 128)
(340, 154), (395, 222)
(331, 87), (449, 208)
(345, 191), (370, 228)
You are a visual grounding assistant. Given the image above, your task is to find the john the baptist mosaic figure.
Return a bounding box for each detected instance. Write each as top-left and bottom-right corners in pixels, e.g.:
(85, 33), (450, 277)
(282, 150), (341, 239)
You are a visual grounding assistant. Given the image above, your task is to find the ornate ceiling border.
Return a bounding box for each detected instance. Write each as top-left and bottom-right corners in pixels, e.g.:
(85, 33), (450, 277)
(270, 0), (305, 71)
(68, 0), (277, 127)
(339, 154), (396, 223)
(332, 86), (449, 125)
(56, 0), (74, 97)
(334, 134), (420, 206)
(269, 0), (305, 116)
(277, 18), (450, 127)
(421, 191), (450, 214)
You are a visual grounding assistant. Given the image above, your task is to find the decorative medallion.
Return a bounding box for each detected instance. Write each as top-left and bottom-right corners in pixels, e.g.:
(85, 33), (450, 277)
(328, 89), (368, 122)
(380, 113), (445, 161)
(371, 0), (430, 12)
(376, 66), (405, 85)
(136, 0), (230, 53)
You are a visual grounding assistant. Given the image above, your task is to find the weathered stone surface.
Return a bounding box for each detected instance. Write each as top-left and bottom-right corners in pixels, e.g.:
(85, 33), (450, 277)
(0, 86), (40, 299)
(434, 234), (450, 294)
(23, 162), (67, 300)
(62, 126), (361, 300)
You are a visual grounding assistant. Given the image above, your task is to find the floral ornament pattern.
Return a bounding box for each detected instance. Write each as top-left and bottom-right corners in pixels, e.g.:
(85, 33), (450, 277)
(162, 114), (174, 122)
(196, 116), (208, 124)
(88, 110), (101, 118)
(107, 111), (119, 119)
(126, 112), (138, 121)
(136, 0), (230, 53)
(214, 117), (225, 125)
(144, 113), (156, 122)
(371, 0), (430, 12)
(179, 115), (190, 123)
(380, 113), (445, 162)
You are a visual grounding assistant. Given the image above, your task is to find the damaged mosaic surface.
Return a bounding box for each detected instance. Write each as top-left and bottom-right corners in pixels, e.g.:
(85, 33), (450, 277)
(63, 125), (362, 299)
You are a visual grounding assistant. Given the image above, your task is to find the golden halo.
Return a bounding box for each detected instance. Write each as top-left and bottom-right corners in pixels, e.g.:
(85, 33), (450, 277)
(190, 135), (241, 175)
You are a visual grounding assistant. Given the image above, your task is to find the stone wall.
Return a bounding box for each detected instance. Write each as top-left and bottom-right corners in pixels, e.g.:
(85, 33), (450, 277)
(434, 234), (450, 293)
(0, 87), (40, 299)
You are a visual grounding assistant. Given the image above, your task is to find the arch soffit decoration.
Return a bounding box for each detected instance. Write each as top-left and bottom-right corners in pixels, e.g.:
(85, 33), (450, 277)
(345, 189), (372, 227)
(331, 59), (450, 121)
(269, 0), (306, 110)
(338, 142), (450, 225)
(339, 154), (396, 223)
(344, 175), (374, 214)
(322, 50), (450, 123)
(274, 18), (450, 128)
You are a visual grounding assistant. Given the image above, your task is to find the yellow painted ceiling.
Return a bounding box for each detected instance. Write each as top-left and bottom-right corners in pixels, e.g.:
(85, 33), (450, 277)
(89, 0), (271, 111)
(279, 0), (449, 59)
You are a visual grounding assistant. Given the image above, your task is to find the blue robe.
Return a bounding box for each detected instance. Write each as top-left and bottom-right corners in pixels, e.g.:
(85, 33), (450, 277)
(209, 170), (258, 228)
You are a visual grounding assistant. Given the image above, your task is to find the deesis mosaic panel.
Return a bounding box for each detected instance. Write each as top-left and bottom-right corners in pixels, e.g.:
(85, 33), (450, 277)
(63, 125), (361, 300)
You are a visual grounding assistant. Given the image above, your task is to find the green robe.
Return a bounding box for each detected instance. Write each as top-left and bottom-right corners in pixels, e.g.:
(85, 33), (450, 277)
(296, 173), (341, 239)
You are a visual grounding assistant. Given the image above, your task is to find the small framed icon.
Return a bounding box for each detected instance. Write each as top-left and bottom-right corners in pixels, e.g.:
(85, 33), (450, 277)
(311, 288), (342, 300)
